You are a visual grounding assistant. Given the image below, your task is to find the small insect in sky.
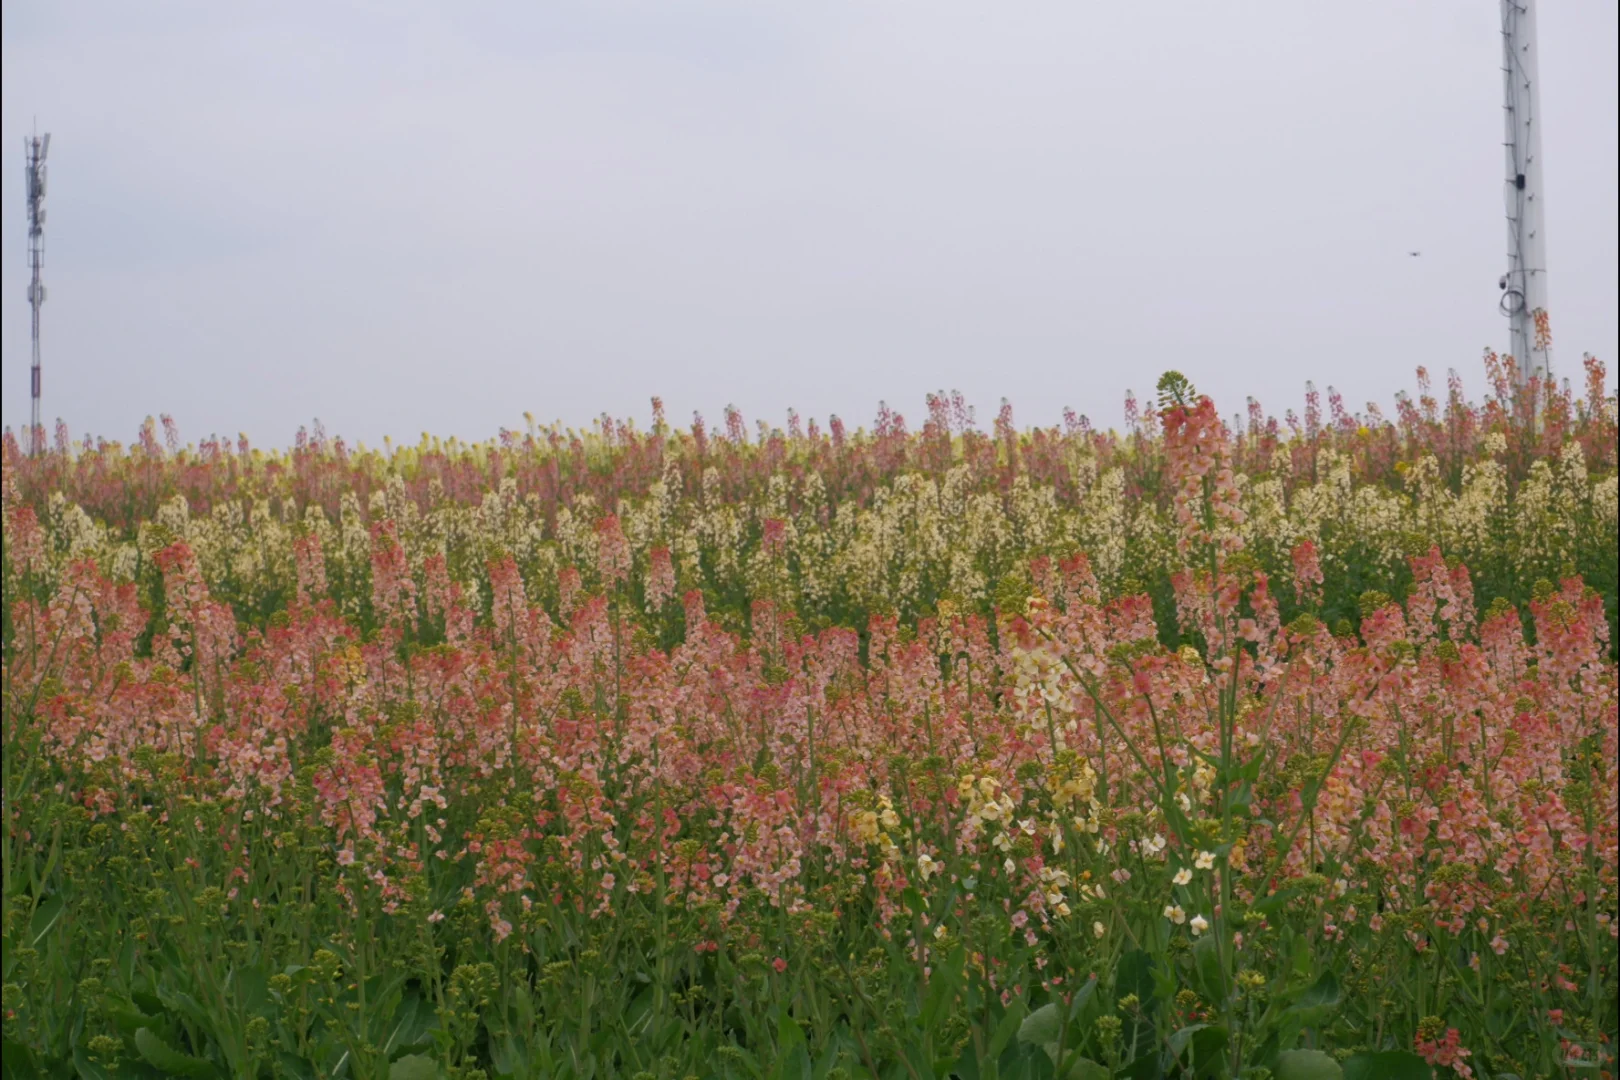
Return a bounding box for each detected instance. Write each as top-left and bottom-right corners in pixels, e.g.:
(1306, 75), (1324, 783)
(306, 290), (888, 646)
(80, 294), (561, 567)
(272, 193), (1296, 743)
(1408, 251), (1422, 257)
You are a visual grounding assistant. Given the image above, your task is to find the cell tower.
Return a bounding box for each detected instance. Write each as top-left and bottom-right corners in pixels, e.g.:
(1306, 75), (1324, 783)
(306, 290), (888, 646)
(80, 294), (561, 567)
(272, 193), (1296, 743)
(1498, 0), (1550, 387)
(24, 129), (50, 455)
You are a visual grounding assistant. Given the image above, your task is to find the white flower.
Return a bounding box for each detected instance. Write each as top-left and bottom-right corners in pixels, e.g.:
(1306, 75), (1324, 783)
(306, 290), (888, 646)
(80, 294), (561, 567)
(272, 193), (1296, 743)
(1142, 834), (1167, 856)
(1004, 858), (1016, 875)
(1190, 914), (1209, 936)
(1093, 921), (1107, 939)
(1164, 904), (1186, 925)
(934, 924), (948, 940)
(917, 853), (941, 880)
(1173, 868), (1193, 886)
(1195, 851), (1216, 871)
(1176, 792), (1193, 813)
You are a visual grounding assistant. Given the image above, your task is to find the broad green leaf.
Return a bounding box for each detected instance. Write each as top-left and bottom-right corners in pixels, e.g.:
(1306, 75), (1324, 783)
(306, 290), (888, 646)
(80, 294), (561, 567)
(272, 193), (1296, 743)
(30, 896), (66, 947)
(134, 1028), (218, 1079)
(919, 947), (965, 1029)
(389, 1054), (442, 1080)
(988, 999), (1027, 1058)
(953, 1043), (983, 1080)
(1253, 889), (1299, 916)
(488, 1033), (525, 1076)
(1290, 937), (1311, 978)
(71, 1045), (113, 1080)
(1342, 1051), (1434, 1080)
(1115, 949), (1158, 1004)
(1192, 936), (1225, 1002)
(1275, 1049), (1344, 1080)
(776, 1010), (808, 1052)
(1115, 1052), (1162, 1080)
(1169, 1025), (1202, 1058)
(1169, 1024), (1229, 1079)
(103, 999), (164, 1038)
(0, 1038), (40, 1080)
(1297, 969), (1340, 1009)
(1070, 975), (1098, 1014)
(1056, 1055), (1110, 1080)
(382, 988), (434, 1057)
(1017, 1003), (1063, 1048)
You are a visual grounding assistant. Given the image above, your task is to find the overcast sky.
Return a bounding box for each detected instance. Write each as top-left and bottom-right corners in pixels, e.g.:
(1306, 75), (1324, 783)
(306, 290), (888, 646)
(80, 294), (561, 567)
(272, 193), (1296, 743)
(3, 1), (1616, 448)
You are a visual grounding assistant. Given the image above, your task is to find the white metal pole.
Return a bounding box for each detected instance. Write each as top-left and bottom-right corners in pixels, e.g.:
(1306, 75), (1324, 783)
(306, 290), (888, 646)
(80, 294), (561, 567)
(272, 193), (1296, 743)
(1500, 0), (1551, 387)
(25, 133), (49, 456)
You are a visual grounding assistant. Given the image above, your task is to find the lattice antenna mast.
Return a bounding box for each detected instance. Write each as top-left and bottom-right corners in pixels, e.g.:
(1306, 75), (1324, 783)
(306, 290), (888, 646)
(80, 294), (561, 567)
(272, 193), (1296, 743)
(1499, 0), (1550, 387)
(25, 129), (50, 455)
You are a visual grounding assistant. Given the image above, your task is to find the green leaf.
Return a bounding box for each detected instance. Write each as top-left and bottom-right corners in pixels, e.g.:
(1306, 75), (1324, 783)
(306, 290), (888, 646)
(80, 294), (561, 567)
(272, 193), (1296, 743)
(953, 1043), (984, 1080)
(1115, 1052), (1162, 1080)
(1289, 938), (1311, 978)
(389, 1054), (442, 1080)
(382, 988), (434, 1057)
(30, 896), (66, 948)
(1115, 949), (1158, 1005)
(103, 999), (164, 1038)
(1275, 1050), (1344, 1080)
(776, 1010), (808, 1051)
(0, 1039), (40, 1080)
(275, 1052), (316, 1080)
(71, 1046), (113, 1080)
(1297, 970), (1340, 1009)
(1057, 1056), (1110, 1080)
(1253, 888), (1298, 916)
(988, 1000), (1028, 1058)
(919, 946), (966, 1029)
(1069, 975), (1098, 1015)
(1169, 1024), (1229, 1079)
(1192, 936), (1225, 1002)
(1017, 1003), (1063, 1048)
(134, 1028), (217, 1079)
(1342, 1051), (1434, 1080)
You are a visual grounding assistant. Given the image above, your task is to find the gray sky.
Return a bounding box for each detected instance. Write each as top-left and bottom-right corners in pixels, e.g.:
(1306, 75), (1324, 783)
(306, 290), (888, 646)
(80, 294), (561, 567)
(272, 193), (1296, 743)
(3, 1), (1616, 448)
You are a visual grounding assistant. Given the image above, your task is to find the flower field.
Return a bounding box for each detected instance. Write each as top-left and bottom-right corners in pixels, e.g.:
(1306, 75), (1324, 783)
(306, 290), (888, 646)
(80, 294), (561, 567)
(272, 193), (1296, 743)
(2, 360), (1616, 1080)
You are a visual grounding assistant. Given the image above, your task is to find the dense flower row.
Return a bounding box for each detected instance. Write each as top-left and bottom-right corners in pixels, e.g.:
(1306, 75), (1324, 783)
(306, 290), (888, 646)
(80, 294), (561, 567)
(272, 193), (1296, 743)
(5, 359), (1618, 651)
(2, 371), (1616, 1078)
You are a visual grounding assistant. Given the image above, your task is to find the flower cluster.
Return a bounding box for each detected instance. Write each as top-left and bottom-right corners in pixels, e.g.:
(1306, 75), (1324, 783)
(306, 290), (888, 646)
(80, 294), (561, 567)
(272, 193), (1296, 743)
(2, 367), (1614, 1076)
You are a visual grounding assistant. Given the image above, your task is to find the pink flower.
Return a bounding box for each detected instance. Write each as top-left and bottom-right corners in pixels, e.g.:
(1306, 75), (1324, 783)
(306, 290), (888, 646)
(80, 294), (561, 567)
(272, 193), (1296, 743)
(771, 957), (788, 974)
